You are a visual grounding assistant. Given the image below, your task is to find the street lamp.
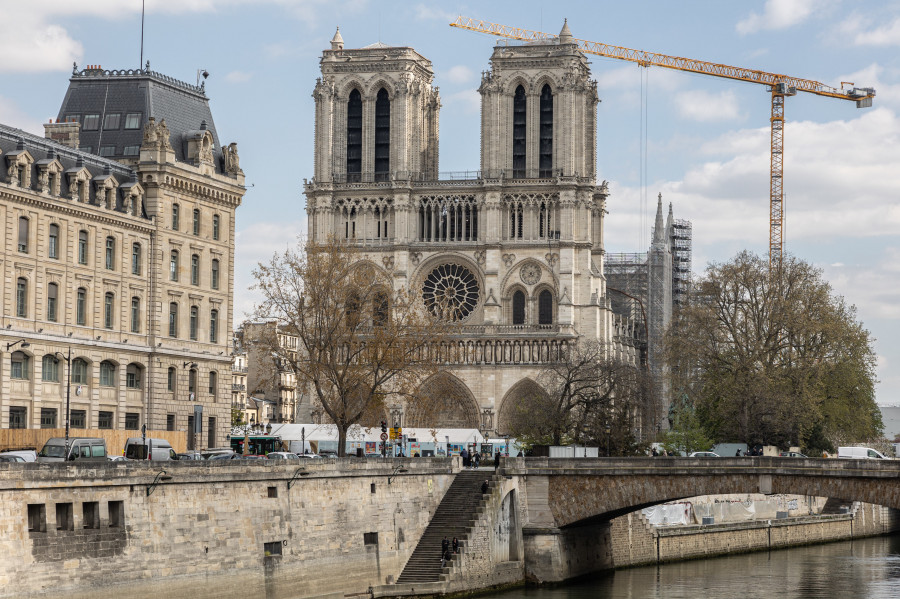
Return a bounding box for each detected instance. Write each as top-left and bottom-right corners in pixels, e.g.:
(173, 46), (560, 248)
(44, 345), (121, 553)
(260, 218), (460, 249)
(5, 339), (30, 351)
(54, 347), (73, 455)
(605, 423), (611, 457)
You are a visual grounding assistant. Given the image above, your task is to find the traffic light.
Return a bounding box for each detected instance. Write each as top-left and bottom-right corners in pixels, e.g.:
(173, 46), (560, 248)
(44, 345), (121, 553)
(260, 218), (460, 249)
(381, 421), (387, 435)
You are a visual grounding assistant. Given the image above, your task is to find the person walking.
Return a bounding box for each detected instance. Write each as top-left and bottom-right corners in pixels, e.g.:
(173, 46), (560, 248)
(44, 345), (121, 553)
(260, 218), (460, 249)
(441, 547), (453, 568)
(481, 479), (489, 495)
(441, 536), (449, 558)
(461, 447), (469, 468)
(473, 451), (480, 469)
(494, 450), (502, 471)
(452, 537), (459, 554)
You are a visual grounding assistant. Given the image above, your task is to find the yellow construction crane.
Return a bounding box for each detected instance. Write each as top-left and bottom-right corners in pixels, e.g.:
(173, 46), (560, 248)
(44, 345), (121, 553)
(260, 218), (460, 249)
(450, 16), (876, 263)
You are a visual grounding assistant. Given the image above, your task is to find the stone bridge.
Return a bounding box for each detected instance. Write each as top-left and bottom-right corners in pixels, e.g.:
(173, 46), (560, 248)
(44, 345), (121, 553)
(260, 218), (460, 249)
(501, 456), (900, 582)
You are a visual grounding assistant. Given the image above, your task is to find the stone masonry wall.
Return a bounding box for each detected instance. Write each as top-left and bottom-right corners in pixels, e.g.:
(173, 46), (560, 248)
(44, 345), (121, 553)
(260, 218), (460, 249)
(0, 459), (457, 599)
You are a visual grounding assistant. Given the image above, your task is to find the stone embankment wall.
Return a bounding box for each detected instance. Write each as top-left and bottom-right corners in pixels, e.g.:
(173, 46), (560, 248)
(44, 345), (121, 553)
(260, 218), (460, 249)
(608, 502), (900, 567)
(0, 459), (459, 599)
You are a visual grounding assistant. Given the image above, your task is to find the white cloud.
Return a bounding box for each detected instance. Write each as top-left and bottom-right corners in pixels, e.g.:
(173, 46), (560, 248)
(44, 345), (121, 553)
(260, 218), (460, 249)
(0, 96), (47, 135)
(674, 90), (742, 123)
(737, 0), (819, 35)
(225, 70), (253, 84)
(413, 3), (456, 23)
(838, 13), (900, 47)
(444, 89), (480, 115)
(444, 65), (474, 85)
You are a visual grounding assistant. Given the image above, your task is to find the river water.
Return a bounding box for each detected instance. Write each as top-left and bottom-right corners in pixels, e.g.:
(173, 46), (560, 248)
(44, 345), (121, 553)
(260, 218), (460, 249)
(481, 535), (900, 599)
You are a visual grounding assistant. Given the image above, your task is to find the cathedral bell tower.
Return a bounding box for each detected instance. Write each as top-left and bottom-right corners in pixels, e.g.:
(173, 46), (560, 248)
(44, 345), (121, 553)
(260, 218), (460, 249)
(478, 20), (599, 179)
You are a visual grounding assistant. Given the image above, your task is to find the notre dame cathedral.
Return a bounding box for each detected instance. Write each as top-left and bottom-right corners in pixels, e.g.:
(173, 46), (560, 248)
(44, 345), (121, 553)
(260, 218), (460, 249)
(303, 23), (644, 437)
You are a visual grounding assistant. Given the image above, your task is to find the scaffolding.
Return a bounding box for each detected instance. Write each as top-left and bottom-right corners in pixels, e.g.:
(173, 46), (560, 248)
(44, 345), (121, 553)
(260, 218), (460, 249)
(671, 219), (692, 307)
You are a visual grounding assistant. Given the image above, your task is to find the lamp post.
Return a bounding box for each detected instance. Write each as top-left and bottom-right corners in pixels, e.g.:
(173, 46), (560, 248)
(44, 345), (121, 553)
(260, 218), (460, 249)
(54, 347), (72, 456)
(605, 423), (611, 457)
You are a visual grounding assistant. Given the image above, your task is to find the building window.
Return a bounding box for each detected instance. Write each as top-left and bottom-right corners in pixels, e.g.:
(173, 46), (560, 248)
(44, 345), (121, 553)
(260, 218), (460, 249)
(18, 216), (29, 253)
(42, 355), (59, 382)
(83, 114), (100, 131)
(105, 236), (115, 270)
(72, 359), (88, 384)
(209, 371), (217, 396)
(191, 254), (200, 285)
(103, 113), (121, 130)
(99, 361), (116, 387)
(373, 292), (388, 327)
(9, 407), (26, 429)
(11, 352), (30, 380)
(126, 364), (142, 389)
(346, 89), (362, 180)
(125, 412), (139, 430)
(28, 504), (47, 533)
(209, 309), (218, 343)
(48, 224), (59, 259)
(538, 289), (553, 325)
(41, 408), (57, 429)
(170, 250), (179, 281)
(98, 411), (113, 429)
(47, 283), (58, 322)
(70, 409), (86, 428)
(512, 290), (526, 325)
(212, 214), (220, 240)
(99, 145), (116, 157)
(78, 230), (88, 264)
(172, 203), (180, 231)
(123, 145), (140, 156)
(124, 113), (142, 129)
(374, 88), (390, 181)
(16, 278), (27, 317)
(104, 292), (114, 329)
(211, 259), (219, 290)
(193, 208), (200, 235)
(76, 288), (87, 326)
(167, 366), (176, 391)
(539, 84), (553, 176)
(169, 303), (178, 337)
(132, 243), (141, 275)
(190, 306), (198, 340)
(131, 297), (141, 333)
(513, 85), (526, 178)
(83, 501), (100, 529)
(166, 414), (175, 431)
(189, 367), (198, 395)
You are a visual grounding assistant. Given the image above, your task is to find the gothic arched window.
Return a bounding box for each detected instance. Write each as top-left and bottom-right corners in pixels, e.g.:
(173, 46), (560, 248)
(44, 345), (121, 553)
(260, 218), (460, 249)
(346, 89), (362, 181)
(513, 85), (526, 178)
(374, 88), (390, 181)
(512, 290), (526, 325)
(538, 289), (553, 325)
(539, 84), (553, 176)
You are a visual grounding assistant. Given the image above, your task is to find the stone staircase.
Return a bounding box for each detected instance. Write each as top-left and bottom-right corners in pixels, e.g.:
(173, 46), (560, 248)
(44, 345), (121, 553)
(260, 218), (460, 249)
(396, 469), (493, 584)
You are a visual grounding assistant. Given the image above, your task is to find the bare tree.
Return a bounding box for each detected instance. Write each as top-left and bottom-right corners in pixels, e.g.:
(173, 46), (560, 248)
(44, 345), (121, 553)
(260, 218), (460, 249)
(252, 237), (453, 455)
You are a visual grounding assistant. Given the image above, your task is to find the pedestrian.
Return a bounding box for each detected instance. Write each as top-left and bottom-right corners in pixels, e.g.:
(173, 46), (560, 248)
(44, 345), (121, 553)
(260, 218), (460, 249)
(452, 537), (459, 554)
(494, 450), (501, 470)
(441, 536), (449, 557)
(481, 479), (488, 495)
(461, 447), (469, 468)
(473, 451), (480, 469)
(651, 447), (659, 457)
(735, 448), (741, 457)
(441, 547), (453, 568)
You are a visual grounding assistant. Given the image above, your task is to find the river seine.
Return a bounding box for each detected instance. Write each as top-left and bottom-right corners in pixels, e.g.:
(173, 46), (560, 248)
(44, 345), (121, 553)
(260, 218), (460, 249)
(479, 535), (900, 599)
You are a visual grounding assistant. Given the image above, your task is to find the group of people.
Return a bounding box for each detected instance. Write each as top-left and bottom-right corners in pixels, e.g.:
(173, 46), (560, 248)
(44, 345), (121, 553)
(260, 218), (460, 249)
(650, 447), (677, 457)
(460, 447), (481, 469)
(441, 536), (460, 567)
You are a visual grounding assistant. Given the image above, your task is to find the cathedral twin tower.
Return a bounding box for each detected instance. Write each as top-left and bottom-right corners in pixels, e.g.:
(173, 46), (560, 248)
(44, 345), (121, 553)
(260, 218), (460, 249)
(304, 23), (637, 434)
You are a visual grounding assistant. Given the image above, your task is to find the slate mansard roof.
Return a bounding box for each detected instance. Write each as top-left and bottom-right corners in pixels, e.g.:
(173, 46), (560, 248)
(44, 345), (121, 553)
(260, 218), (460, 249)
(0, 123), (148, 219)
(56, 64), (225, 173)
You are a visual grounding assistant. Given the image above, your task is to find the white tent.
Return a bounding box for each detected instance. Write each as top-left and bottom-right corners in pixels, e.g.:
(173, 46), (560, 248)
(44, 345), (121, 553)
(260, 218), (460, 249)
(269, 423), (485, 445)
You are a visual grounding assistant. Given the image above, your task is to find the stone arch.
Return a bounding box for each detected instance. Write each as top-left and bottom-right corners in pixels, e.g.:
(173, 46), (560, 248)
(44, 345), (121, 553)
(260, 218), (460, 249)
(503, 283), (528, 325)
(497, 377), (550, 435)
(532, 74), (561, 95)
(496, 489), (521, 562)
(366, 79), (396, 101)
(499, 258), (556, 297)
(502, 73), (531, 96)
(337, 79), (366, 101)
(407, 372), (479, 429)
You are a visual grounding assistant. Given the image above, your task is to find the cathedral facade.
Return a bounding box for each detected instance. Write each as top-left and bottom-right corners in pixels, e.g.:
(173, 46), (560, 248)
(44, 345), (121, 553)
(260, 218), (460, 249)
(303, 25), (638, 436)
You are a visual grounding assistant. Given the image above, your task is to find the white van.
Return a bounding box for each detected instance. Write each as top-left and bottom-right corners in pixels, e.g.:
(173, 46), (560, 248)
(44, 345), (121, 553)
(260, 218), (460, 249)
(837, 446), (889, 459)
(124, 437), (176, 461)
(37, 438), (107, 462)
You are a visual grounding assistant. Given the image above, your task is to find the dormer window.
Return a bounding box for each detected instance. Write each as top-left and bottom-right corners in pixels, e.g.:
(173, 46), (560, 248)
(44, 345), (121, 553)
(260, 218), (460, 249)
(103, 113), (121, 130)
(99, 146), (116, 157)
(124, 113), (142, 129)
(83, 114), (100, 131)
(123, 145), (140, 156)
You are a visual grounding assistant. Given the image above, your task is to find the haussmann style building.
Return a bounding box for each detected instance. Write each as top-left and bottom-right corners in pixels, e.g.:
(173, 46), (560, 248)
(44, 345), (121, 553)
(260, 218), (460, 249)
(0, 63), (244, 450)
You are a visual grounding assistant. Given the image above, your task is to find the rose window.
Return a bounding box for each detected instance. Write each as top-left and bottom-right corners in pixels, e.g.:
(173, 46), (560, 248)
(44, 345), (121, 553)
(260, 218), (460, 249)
(422, 263), (480, 321)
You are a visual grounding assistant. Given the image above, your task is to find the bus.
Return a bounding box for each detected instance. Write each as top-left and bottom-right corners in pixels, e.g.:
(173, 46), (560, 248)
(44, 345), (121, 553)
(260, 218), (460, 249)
(230, 434), (283, 456)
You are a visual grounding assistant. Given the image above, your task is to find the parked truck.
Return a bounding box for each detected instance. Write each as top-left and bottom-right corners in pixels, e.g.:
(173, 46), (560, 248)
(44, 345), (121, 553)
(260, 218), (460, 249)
(837, 446), (889, 459)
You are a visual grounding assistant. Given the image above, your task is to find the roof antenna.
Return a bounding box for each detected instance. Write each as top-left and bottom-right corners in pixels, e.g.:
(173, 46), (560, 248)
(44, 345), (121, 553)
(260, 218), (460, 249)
(140, 0), (145, 69)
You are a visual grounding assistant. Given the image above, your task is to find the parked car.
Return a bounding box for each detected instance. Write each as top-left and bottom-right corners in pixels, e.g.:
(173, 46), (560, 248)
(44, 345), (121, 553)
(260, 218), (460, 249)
(124, 438), (176, 461)
(267, 452), (300, 460)
(37, 437), (107, 462)
(176, 452), (204, 461)
(202, 448), (235, 460)
(240, 454), (268, 460)
(688, 451), (720, 458)
(0, 455), (24, 462)
(107, 455), (127, 462)
(207, 452), (239, 460)
(779, 451), (807, 458)
(0, 449), (36, 462)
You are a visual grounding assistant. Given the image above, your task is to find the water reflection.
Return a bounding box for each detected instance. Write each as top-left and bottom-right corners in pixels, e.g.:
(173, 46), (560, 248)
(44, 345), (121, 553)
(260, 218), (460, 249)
(486, 536), (900, 599)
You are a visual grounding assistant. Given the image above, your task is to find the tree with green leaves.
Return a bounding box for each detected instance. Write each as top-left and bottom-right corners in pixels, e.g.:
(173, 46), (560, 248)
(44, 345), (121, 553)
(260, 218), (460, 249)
(665, 251), (881, 450)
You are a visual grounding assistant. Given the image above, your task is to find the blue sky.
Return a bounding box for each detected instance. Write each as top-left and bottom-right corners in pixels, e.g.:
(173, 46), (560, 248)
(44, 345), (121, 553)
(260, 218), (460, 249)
(2, 1), (900, 405)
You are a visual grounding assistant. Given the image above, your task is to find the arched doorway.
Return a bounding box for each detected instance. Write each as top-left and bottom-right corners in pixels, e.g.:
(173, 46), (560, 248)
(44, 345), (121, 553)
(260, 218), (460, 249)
(497, 378), (551, 435)
(407, 372), (480, 428)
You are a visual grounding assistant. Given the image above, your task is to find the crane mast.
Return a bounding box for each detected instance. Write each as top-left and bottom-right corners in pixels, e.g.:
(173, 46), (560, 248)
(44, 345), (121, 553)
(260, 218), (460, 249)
(450, 16), (875, 263)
